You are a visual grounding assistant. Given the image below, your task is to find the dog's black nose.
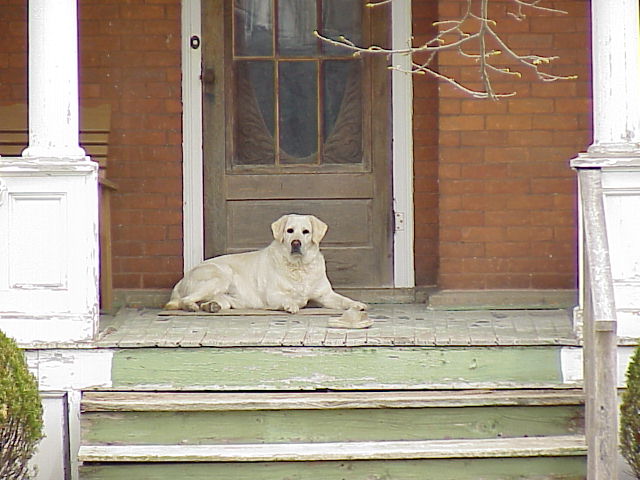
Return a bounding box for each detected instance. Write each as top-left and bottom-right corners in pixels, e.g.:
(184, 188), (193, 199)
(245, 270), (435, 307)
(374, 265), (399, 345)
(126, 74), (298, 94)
(291, 239), (302, 253)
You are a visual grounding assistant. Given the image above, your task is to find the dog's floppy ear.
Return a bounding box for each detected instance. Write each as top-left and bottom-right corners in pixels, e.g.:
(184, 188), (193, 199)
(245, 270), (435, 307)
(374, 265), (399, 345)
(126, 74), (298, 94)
(310, 216), (328, 244)
(271, 215), (289, 242)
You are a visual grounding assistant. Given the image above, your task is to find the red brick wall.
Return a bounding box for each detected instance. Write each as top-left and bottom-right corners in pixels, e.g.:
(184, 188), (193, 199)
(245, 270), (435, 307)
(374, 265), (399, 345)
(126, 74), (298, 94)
(0, 1), (27, 101)
(412, 0), (441, 286)
(79, 0), (184, 290)
(423, 0), (591, 289)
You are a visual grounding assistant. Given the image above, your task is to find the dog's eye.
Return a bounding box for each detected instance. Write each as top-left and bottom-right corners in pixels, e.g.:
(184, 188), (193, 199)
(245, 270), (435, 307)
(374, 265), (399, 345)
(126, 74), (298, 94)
(286, 228), (294, 234)
(302, 229), (310, 235)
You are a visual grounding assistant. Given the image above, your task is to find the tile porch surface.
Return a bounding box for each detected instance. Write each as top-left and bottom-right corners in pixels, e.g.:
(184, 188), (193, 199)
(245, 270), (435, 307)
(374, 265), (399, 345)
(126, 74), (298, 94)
(97, 305), (579, 348)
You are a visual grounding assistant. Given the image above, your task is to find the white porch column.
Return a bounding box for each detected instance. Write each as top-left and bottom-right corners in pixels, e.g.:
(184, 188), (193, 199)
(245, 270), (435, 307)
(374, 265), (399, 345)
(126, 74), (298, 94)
(573, 0), (640, 339)
(572, 2), (640, 479)
(588, 0), (640, 154)
(0, 0), (99, 345)
(22, 0), (85, 159)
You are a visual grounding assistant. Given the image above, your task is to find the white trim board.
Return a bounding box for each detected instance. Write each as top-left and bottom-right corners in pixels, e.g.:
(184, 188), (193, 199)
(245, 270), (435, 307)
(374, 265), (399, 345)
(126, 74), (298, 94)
(180, 0), (416, 286)
(391, 0), (415, 288)
(181, 0), (204, 273)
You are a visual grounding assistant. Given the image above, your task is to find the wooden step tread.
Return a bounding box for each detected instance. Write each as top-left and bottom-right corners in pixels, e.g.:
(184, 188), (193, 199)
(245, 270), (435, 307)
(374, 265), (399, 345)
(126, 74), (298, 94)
(78, 435), (586, 463)
(81, 389), (584, 412)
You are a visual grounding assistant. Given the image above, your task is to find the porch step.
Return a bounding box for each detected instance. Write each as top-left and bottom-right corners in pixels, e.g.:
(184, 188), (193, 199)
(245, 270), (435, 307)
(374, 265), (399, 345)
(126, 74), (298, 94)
(80, 390), (584, 445)
(79, 437), (586, 480)
(81, 389), (585, 411)
(106, 345), (577, 391)
(79, 390), (586, 479)
(78, 435), (586, 462)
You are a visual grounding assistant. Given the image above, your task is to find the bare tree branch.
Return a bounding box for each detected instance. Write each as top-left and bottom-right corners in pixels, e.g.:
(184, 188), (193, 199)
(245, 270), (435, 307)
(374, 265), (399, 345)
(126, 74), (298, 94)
(315, 0), (577, 99)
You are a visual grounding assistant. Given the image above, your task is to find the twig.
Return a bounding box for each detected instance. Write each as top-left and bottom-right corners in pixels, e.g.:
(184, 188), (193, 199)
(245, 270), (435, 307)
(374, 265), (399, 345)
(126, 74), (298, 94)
(315, 0), (576, 99)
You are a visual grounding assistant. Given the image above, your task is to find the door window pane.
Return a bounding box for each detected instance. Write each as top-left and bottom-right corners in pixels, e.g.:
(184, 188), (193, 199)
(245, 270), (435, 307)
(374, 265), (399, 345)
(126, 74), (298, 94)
(322, 0), (362, 56)
(234, 0), (273, 56)
(322, 60), (363, 164)
(234, 61), (275, 165)
(278, 0), (317, 56)
(279, 61), (318, 163)
(231, 0), (365, 168)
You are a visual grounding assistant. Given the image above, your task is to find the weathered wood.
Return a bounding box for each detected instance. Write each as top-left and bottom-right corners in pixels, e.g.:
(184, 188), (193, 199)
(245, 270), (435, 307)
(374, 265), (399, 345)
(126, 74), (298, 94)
(81, 405), (583, 445)
(157, 308), (342, 316)
(99, 306), (580, 348)
(80, 456), (587, 480)
(225, 174), (374, 200)
(81, 390), (584, 412)
(578, 168), (619, 480)
(108, 346), (568, 391)
(78, 435), (587, 462)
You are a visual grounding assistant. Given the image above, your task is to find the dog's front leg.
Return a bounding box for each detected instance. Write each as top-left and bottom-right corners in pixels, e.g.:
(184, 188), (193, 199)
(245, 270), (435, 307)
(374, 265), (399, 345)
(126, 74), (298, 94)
(266, 292), (304, 314)
(315, 291), (367, 311)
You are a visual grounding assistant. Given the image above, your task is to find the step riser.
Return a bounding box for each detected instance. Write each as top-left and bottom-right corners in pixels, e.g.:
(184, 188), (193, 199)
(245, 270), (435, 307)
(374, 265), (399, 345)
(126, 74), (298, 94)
(109, 346), (568, 390)
(81, 405), (584, 445)
(80, 457), (586, 480)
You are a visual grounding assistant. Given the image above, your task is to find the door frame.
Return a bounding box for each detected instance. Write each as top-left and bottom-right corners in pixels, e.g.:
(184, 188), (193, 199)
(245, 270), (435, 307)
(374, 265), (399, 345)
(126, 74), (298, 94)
(180, 0), (415, 287)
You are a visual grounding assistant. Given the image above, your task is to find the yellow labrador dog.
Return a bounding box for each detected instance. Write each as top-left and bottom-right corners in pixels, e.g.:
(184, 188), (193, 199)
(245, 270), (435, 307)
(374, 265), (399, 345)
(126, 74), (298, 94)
(165, 214), (367, 314)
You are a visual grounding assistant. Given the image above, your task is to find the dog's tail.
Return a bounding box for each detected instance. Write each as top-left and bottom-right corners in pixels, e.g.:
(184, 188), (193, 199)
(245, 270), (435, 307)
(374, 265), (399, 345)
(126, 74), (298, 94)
(164, 299), (181, 310)
(164, 286), (182, 310)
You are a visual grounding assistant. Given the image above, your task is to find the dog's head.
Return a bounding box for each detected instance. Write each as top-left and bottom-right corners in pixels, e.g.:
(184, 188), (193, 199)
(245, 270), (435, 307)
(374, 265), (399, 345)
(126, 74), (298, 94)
(271, 214), (328, 257)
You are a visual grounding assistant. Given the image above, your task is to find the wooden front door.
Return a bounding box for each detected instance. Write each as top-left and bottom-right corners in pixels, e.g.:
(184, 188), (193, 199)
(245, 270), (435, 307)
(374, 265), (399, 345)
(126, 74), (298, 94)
(202, 0), (392, 287)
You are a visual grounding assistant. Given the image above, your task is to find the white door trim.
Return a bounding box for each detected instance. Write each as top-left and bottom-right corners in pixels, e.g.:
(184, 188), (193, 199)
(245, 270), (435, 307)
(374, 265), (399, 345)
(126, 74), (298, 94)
(391, 0), (415, 288)
(181, 0), (204, 273)
(181, 0), (416, 286)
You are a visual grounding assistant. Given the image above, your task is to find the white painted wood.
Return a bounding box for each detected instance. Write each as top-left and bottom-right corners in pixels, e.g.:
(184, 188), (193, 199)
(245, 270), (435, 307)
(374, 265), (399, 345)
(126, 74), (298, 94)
(22, 0), (85, 159)
(598, 169), (640, 340)
(67, 390), (82, 480)
(0, 0), (99, 346)
(560, 347), (584, 385)
(617, 310), (640, 339)
(0, 161), (99, 345)
(25, 350), (113, 480)
(391, 0), (415, 288)
(181, 0), (204, 273)
(26, 350), (113, 391)
(78, 435), (587, 463)
(588, 0), (640, 154)
(30, 392), (70, 480)
(560, 346), (638, 390)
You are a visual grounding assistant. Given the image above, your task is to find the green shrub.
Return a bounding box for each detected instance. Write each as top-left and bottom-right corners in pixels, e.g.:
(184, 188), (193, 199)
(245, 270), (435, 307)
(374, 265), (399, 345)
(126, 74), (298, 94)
(621, 344), (640, 479)
(0, 330), (43, 480)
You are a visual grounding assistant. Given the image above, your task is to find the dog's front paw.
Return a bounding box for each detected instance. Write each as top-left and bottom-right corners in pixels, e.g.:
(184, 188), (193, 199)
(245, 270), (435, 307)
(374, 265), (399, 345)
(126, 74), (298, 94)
(201, 301), (221, 313)
(183, 300), (200, 312)
(350, 301), (368, 311)
(283, 303), (300, 314)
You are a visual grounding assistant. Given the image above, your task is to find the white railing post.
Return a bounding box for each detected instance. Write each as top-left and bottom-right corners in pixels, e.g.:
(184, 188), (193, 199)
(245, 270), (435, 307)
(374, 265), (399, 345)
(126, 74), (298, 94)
(577, 170), (618, 480)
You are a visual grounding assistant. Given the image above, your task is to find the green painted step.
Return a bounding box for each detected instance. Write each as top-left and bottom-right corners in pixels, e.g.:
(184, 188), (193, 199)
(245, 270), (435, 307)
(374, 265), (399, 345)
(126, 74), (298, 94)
(80, 456), (586, 480)
(81, 390), (584, 445)
(109, 346), (569, 390)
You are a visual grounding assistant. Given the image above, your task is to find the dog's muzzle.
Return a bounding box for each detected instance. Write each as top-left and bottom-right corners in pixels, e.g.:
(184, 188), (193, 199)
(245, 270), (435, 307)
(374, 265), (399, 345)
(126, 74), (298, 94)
(291, 239), (302, 254)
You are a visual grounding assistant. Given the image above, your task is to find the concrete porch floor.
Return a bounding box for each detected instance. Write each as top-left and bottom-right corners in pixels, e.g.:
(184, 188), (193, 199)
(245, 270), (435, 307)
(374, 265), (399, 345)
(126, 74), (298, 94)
(97, 304), (579, 348)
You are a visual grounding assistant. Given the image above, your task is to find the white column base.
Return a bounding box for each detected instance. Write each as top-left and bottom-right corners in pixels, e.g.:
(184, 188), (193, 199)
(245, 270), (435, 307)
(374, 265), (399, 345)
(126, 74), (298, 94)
(0, 158), (99, 346)
(572, 154), (640, 343)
